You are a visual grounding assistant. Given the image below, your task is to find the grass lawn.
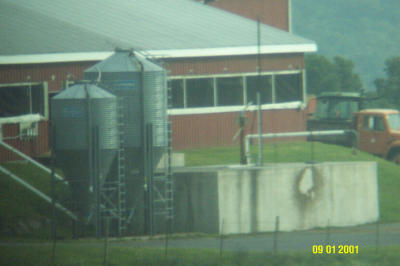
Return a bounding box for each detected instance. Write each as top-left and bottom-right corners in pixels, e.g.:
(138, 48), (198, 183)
(180, 141), (400, 223)
(0, 242), (399, 266)
(0, 161), (73, 238)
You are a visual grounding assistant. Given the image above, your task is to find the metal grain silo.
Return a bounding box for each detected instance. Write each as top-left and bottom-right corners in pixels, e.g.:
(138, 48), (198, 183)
(84, 49), (168, 171)
(84, 49), (168, 234)
(51, 83), (118, 216)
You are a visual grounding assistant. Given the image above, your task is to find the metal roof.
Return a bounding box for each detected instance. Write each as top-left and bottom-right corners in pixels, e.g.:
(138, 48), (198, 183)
(85, 50), (164, 73)
(0, 0), (317, 64)
(52, 84), (116, 99)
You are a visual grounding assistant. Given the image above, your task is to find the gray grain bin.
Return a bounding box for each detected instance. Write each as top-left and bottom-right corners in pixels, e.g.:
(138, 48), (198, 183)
(84, 49), (168, 234)
(51, 83), (118, 216)
(84, 49), (168, 171)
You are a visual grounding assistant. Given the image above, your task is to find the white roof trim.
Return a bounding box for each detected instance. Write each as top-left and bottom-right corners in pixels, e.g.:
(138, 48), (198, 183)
(168, 101), (304, 116)
(148, 44), (317, 58)
(0, 114), (44, 125)
(0, 44), (316, 65)
(0, 52), (113, 65)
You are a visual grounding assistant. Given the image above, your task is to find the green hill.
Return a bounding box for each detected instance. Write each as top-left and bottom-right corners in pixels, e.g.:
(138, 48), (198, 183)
(292, 0), (400, 90)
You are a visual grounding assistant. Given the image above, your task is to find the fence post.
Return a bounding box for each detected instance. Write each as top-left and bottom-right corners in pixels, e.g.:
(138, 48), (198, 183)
(325, 219), (330, 245)
(273, 216), (279, 254)
(375, 219), (380, 253)
(219, 218), (224, 258)
(165, 219), (169, 257)
(103, 218), (109, 266)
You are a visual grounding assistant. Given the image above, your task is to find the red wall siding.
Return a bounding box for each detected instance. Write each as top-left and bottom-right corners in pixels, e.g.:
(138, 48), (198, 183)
(170, 108), (307, 149)
(209, 0), (289, 31)
(0, 121), (49, 162)
(0, 62), (96, 92)
(0, 54), (306, 160)
(0, 54), (303, 92)
(165, 54), (304, 76)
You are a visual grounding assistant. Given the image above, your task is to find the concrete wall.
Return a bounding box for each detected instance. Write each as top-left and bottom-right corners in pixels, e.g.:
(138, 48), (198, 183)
(174, 170), (219, 233)
(173, 162), (379, 235)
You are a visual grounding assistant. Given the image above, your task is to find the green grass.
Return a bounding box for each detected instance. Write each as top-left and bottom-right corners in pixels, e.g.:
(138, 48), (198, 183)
(0, 161), (73, 239)
(180, 142), (400, 223)
(0, 242), (399, 266)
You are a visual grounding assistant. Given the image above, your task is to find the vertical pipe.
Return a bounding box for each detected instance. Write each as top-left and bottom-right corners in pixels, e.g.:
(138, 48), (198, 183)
(27, 76), (32, 114)
(257, 93), (263, 166)
(50, 120), (57, 264)
(137, 54), (149, 235)
(273, 216), (280, 254)
(183, 79), (187, 108)
(257, 17), (263, 166)
(245, 136), (251, 164)
(257, 17), (261, 76)
(239, 112), (246, 165)
(213, 77), (217, 107)
(302, 69), (307, 104)
(94, 126), (101, 238)
(146, 123), (154, 236)
(242, 76), (247, 105)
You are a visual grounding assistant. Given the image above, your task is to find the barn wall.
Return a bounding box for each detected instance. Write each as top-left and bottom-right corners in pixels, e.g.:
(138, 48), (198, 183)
(164, 54), (304, 77)
(0, 54), (304, 92)
(0, 120), (49, 162)
(208, 0), (290, 32)
(0, 53), (306, 159)
(0, 62), (95, 92)
(169, 106), (307, 150)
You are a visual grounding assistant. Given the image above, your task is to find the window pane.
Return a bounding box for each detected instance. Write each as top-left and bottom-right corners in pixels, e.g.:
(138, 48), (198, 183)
(246, 75), (272, 104)
(363, 116), (385, 131)
(0, 84), (44, 117)
(275, 73), (302, 103)
(217, 77), (243, 106)
(387, 114), (400, 130)
(375, 116), (385, 131)
(186, 78), (214, 107)
(168, 79), (184, 108)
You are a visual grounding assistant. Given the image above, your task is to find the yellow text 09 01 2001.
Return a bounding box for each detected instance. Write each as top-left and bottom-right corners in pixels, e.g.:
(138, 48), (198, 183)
(312, 245), (359, 255)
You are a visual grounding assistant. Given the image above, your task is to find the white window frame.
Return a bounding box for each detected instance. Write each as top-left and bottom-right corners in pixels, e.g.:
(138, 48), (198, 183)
(167, 69), (304, 115)
(0, 81), (49, 119)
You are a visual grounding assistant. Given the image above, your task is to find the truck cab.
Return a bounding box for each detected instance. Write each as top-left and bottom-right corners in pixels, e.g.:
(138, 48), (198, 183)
(307, 92), (362, 145)
(353, 109), (400, 164)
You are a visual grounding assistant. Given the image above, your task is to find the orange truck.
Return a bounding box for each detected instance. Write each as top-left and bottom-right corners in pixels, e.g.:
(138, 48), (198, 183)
(353, 109), (400, 164)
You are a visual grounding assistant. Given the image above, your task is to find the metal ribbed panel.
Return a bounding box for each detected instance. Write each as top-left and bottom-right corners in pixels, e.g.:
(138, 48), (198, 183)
(51, 84), (118, 150)
(143, 70), (168, 147)
(84, 50), (168, 155)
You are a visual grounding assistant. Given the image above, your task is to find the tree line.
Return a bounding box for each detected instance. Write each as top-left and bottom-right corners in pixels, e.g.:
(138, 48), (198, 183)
(306, 54), (400, 109)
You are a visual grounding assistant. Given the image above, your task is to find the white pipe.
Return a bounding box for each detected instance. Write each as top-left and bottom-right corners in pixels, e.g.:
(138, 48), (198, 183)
(245, 130), (358, 164)
(0, 141), (66, 184)
(0, 165), (77, 221)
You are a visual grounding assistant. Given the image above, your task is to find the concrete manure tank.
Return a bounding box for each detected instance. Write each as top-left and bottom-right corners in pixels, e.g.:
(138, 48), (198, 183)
(51, 83), (118, 216)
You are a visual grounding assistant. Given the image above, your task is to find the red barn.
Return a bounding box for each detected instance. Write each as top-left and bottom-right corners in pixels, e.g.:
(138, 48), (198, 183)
(0, 0), (316, 160)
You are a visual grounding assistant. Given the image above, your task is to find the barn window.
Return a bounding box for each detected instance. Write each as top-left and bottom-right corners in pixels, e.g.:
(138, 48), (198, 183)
(0, 82), (48, 118)
(246, 75), (272, 105)
(217, 77), (243, 106)
(275, 73), (302, 103)
(168, 79), (184, 108)
(186, 78), (214, 107)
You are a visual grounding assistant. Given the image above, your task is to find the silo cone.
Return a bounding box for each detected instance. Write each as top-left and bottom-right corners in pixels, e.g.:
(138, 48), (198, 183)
(51, 84), (118, 218)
